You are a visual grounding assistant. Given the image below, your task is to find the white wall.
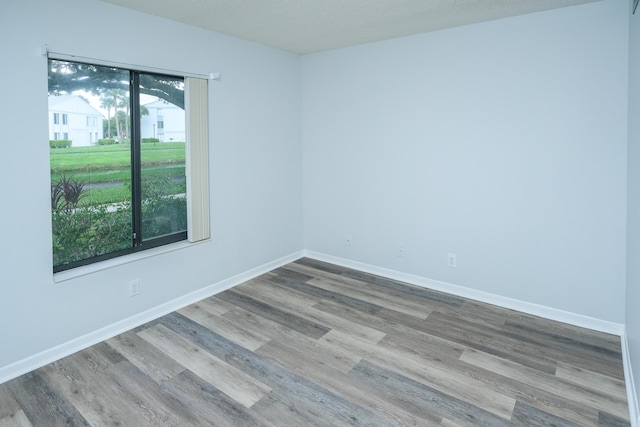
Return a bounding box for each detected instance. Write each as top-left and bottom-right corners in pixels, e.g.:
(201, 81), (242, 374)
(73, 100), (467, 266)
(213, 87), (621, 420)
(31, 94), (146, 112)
(0, 0), (302, 370)
(627, 0), (640, 420)
(302, 0), (629, 323)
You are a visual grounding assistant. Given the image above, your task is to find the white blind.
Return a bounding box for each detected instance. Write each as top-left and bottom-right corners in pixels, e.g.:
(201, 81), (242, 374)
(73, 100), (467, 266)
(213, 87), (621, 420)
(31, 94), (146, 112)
(185, 77), (210, 242)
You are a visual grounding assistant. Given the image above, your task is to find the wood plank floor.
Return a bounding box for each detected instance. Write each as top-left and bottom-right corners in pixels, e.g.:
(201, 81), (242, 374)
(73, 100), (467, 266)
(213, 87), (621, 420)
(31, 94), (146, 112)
(0, 258), (630, 426)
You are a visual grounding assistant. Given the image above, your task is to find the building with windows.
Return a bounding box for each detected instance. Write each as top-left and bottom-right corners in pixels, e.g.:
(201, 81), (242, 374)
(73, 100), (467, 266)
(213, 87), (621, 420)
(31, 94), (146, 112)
(48, 95), (104, 146)
(141, 99), (185, 142)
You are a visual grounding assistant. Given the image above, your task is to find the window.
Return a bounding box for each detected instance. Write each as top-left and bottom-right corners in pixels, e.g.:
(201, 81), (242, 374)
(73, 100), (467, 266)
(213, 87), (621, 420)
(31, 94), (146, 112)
(86, 116), (90, 126)
(53, 132), (60, 140)
(53, 113), (59, 124)
(62, 113), (68, 125)
(48, 58), (209, 272)
(63, 132), (68, 140)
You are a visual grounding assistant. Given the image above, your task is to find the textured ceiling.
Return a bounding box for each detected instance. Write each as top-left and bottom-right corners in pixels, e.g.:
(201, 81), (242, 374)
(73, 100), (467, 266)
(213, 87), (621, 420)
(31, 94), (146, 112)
(98, 0), (601, 54)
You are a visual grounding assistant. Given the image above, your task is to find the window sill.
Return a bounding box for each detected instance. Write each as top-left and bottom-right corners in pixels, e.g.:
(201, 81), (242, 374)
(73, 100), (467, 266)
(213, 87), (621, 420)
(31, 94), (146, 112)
(53, 239), (209, 283)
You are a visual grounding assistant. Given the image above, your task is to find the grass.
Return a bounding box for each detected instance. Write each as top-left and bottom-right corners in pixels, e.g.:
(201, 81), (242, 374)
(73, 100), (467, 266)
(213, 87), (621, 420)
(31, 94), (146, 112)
(50, 165), (186, 186)
(50, 142), (186, 206)
(83, 185), (131, 205)
(50, 142), (185, 173)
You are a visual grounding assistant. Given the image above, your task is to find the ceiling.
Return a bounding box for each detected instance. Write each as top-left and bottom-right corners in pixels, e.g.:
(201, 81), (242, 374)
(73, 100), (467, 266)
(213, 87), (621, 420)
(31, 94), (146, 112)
(98, 0), (601, 55)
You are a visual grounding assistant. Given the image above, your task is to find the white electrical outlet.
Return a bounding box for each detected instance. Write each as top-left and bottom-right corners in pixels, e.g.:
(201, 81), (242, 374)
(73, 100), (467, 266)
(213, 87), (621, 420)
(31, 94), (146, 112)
(345, 234), (353, 247)
(398, 244), (405, 257)
(129, 279), (140, 297)
(447, 253), (457, 268)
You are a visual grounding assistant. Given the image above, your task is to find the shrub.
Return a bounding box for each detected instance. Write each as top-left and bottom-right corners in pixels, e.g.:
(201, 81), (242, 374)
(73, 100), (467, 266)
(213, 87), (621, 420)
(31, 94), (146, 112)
(142, 138), (160, 143)
(51, 175), (186, 268)
(50, 140), (72, 148)
(52, 203), (132, 268)
(51, 175), (87, 212)
(98, 138), (116, 145)
(141, 175), (187, 239)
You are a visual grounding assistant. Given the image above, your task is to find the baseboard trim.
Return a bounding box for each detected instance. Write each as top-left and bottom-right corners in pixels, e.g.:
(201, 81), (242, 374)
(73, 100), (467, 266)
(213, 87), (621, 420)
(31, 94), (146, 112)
(0, 250), (303, 385)
(303, 251), (625, 336)
(622, 329), (640, 427)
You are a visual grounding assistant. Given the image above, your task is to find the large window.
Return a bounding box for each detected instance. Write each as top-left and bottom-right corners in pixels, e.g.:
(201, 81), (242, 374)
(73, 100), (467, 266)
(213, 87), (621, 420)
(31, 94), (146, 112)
(48, 58), (209, 273)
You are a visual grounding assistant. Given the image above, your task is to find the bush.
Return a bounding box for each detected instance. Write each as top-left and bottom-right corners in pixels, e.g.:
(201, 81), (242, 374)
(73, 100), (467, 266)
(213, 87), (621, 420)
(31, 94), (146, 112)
(52, 175), (187, 269)
(51, 175), (86, 212)
(98, 138), (116, 145)
(141, 175), (187, 239)
(142, 138), (160, 143)
(52, 204), (132, 268)
(50, 140), (72, 148)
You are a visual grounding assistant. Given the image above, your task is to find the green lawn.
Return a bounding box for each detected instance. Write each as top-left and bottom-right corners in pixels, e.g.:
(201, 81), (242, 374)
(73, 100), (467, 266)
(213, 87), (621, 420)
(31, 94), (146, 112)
(50, 142), (185, 173)
(51, 142), (186, 206)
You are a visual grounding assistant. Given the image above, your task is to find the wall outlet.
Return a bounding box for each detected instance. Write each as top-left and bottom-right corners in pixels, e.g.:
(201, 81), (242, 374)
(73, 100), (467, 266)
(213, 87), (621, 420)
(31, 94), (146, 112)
(345, 234), (353, 247)
(397, 244), (405, 257)
(129, 279), (140, 297)
(447, 253), (457, 268)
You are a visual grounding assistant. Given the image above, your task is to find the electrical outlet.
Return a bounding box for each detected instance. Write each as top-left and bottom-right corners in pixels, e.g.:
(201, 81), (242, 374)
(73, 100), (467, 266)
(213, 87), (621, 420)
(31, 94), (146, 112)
(345, 234), (353, 247)
(398, 244), (405, 257)
(129, 279), (140, 297)
(447, 253), (457, 268)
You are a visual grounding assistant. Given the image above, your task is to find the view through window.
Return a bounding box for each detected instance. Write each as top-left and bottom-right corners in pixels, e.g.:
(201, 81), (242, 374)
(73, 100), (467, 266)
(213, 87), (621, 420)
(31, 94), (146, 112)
(48, 59), (187, 272)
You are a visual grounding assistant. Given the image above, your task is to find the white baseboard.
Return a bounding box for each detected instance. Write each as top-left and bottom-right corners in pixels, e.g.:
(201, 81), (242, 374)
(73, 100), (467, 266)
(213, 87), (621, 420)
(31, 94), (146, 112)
(622, 329), (640, 427)
(303, 251), (625, 336)
(0, 250), (303, 385)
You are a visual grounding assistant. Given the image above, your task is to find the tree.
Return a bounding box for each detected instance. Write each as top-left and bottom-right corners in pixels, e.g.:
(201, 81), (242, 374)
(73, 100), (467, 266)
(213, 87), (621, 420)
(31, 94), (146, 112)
(48, 60), (185, 109)
(100, 92), (116, 138)
(112, 89), (126, 139)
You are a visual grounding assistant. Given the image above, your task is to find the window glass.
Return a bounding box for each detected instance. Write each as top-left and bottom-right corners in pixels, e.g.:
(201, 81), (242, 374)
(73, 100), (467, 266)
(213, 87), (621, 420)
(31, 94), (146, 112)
(139, 73), (186, 241)
(48, 59), (186, 272)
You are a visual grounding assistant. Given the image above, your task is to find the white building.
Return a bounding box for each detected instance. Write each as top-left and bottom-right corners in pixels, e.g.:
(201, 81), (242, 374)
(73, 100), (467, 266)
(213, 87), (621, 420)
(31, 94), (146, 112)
(48, 95), (104, 147)
(141, 99), (185, 142)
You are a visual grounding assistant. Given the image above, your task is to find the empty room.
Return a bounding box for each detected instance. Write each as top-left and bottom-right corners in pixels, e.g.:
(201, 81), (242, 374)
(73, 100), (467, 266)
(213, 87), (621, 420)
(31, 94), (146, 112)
(1, 0), (639, 425)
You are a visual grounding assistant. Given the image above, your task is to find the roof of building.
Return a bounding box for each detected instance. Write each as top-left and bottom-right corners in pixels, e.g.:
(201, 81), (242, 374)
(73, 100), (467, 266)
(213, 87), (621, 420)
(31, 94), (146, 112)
(48, 95), (104, 117)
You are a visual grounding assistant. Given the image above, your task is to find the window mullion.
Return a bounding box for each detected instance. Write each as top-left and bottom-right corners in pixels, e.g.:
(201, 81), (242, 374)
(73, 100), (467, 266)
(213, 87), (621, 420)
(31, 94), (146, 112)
(130, 72), (142, 246)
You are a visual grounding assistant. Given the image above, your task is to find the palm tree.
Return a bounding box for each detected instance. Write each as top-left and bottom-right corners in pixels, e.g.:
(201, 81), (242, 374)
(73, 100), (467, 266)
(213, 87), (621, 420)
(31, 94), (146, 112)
(117, 93), (130, 138)
(99, 93), (115, 137)
(113, 89), (125, 139)
(100, 90), (148, 140)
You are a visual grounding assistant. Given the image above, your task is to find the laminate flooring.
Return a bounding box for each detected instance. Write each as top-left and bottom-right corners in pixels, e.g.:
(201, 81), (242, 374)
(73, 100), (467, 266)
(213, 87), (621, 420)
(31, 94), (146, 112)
(0, 258), (630, 426)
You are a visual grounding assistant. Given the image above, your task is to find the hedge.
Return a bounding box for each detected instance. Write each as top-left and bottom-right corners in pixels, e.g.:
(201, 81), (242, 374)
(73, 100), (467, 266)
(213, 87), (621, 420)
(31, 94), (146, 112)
(142, 138), (160, 143)
(50, 140), (72, 148)
(98, 138), (117, 145)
